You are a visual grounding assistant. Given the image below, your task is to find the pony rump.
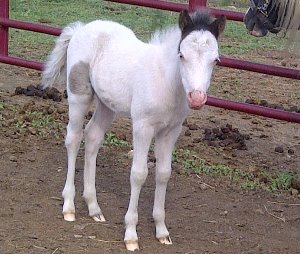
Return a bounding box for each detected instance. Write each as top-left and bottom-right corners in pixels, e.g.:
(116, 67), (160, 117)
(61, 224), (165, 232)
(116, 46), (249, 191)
(42, 21), (84, 88)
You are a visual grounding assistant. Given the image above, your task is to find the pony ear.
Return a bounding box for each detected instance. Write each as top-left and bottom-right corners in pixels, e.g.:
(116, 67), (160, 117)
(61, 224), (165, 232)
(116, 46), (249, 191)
(179, 10), (193, 31)
(210, 15), (226, 38)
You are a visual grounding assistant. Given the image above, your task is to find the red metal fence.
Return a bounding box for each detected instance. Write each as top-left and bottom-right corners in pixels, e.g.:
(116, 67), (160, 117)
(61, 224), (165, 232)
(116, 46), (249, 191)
(0, 0), (299, 123)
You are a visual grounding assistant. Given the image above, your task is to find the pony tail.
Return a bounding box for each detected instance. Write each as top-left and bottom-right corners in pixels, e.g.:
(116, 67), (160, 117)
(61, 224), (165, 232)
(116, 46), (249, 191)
(42, 21), (84, 88)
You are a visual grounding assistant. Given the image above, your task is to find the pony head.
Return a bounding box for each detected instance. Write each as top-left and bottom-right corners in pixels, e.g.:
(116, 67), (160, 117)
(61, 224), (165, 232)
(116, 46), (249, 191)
(178, 10), (225, 109)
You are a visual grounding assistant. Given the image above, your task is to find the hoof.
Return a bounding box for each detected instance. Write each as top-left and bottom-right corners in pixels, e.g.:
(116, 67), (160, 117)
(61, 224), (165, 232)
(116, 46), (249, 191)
(158, 236), (172, 245)
(92, 214), (106, 222)
(125, 240), (139, 251)
(63, 212), (75, 222)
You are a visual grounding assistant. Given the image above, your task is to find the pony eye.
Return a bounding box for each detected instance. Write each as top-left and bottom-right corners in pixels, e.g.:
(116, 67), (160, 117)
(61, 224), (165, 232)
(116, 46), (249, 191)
(215, 57), (221, 64)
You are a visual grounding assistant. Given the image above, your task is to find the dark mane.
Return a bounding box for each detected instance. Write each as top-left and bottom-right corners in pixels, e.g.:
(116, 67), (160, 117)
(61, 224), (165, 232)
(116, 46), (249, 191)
(179, 9), (226, 42)
(189, 10), (216, 31)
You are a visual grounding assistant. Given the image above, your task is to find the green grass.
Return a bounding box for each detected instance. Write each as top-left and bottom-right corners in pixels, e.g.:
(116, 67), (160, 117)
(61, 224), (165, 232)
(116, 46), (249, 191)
(8, 0), (286, 60)
(104, 132), (129, 146)
(173, 148), (300, 192)
(221, 21), (285, 55)
(9, 0), (176, 60)
(13, 110), (63, 136)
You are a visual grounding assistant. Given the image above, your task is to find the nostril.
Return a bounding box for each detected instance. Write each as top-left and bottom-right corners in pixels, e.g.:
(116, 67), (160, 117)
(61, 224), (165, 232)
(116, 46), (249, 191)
(187, 90), (207, 109)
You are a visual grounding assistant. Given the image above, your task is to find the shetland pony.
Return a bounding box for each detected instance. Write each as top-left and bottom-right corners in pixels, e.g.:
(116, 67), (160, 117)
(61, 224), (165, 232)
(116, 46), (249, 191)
(42, 10), (225, 251)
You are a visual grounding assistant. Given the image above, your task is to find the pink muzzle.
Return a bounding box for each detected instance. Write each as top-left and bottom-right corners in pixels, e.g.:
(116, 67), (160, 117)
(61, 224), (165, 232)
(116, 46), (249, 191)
(187, 90), (207, 109)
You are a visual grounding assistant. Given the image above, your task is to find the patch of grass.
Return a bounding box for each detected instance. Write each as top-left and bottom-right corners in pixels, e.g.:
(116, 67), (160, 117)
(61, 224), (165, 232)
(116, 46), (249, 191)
(267, 171), (299, 191)
(14, 110), (63, 137)
(0, 101), (5, 110)
(221, 21), (285, 55)
(0, 101), (5, 121)
(9, 0), (176, 60)
(104, 132), (129, 147)
(173, 148), (300, 191)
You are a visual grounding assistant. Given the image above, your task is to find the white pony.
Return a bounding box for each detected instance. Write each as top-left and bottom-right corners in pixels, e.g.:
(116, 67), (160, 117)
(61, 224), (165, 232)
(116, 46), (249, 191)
(42, 10), (225, 251)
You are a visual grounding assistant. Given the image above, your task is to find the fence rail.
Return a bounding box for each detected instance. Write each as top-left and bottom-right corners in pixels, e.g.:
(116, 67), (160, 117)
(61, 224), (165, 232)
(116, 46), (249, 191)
(0, 0), (299, 123)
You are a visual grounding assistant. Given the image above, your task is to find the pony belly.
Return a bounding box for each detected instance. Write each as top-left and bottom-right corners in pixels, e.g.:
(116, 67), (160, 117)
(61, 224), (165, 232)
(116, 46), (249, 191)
(94, 85), (131, 114)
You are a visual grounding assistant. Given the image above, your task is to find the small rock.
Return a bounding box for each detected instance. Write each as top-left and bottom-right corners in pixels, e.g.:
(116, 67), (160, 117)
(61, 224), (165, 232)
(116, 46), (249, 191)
(291, 178), (300, 190)
(288, 149), (295, 155)
(188, 123), (199, 131)
(231, 151), (237, 157)
(281, 60), (287, 66)
(47, 107), (55, 115)
(291, 188), (299, 197)
(28, 127), (37, 135)
(259, 176), (268, 184)
(9, 155), (17, 162)
(204, 128), (212, 135)
(182, 119), (188, 126)
(221, 126), (230, 133)
(245, 98), (256, 104)
(192, 138), (202, 143)
(57, 108), (66, 114)
(254, 208), (264, 215)
(220, 210), (228, 216)
(259, 134), (268, 139)
(184, 130), (191, 136)
(274, 146), (284, 153)
(15, 86), (25, 95)
(127, 150), (133, 159)
(259, 100), (268, 107)
(199, 183), (208, 190)
(290, 62), (298, 68)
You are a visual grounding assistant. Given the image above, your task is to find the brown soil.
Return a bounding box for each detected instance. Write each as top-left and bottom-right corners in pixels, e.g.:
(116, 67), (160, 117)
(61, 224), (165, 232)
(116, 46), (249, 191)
(0, 48), (300, 254)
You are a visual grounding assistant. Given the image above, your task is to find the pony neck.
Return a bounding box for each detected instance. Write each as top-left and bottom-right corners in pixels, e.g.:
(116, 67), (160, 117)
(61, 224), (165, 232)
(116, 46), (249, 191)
(149, 26), (183, 89)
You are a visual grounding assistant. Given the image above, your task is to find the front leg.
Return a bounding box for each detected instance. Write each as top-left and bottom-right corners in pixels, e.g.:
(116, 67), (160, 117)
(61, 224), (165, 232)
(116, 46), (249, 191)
(124, 122), (154, 251)
(153, 125), (182, 245)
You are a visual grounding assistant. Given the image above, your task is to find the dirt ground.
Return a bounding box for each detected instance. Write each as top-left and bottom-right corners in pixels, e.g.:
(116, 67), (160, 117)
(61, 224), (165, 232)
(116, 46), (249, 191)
(0, 48), (300, 254)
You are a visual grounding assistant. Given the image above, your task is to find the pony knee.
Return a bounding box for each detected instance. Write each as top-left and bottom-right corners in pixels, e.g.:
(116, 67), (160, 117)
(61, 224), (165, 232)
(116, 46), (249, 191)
(130, 166), (148, 186)
(65, 127), (83, 150)
(156, 168), (171, 184)
(84, 126), (105, 151)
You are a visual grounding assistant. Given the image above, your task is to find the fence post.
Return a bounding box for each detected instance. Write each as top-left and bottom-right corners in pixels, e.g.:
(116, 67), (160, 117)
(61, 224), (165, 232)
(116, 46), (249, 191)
(0, 0), (9, 56)
(189, 0), (207, 11)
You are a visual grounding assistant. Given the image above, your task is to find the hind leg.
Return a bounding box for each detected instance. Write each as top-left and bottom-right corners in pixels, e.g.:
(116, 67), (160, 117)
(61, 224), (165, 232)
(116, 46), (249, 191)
(83, 99), (115, 222)
(62, 93), (93, 221)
